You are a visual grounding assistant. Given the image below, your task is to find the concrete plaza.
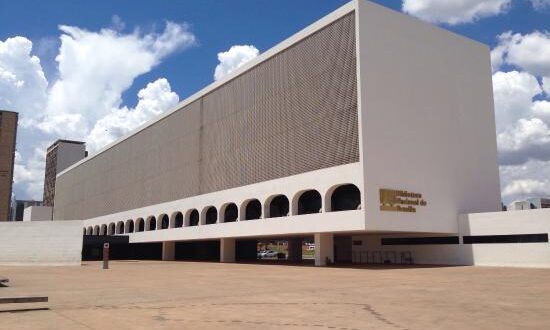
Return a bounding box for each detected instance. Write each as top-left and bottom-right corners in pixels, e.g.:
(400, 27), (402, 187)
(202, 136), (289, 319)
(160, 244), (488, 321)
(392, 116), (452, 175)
(1, 261), (549, 329)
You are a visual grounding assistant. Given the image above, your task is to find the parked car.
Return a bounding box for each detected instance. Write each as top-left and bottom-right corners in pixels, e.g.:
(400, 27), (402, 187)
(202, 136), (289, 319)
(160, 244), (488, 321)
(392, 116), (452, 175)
(263, 250), (278, 258)
(257, 250), (273, 259)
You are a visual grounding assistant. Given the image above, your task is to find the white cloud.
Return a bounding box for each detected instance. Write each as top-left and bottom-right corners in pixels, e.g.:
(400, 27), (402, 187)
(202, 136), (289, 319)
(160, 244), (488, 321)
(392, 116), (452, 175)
(502, 178), (550, 199)
(543, 76), (550, 94)
(491, 30), (550, 202)
(0, 36), (48, 121)
(490, 45), (506, 72)
(110, 15), (126, 32)
(0, 19), (193, 200)
(401, 1), (550, 25)
(38, 21), (194, 137)
(86, 78), (179, 151)
(532, 100), (550, 121)
(13, 146), (48, 199)
(402, 0), (511, 25)
(531, 0), (550, 10)
(500, 159), (550, 199)
(497, 118), (550, 164)
(214, 45), (259, 81)
(493, 71), (550, 168)
(491, 31), (550, 76)
(492, 71), (542, 132)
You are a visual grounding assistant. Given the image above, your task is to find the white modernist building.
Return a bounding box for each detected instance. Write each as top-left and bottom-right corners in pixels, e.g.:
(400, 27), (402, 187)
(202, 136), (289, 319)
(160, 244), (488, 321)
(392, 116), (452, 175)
(29, 0), (547, 267)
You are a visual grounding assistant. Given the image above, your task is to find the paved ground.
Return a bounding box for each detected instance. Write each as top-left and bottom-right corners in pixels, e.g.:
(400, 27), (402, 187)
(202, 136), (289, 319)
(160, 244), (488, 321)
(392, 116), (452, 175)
(1, 261), (549, 330)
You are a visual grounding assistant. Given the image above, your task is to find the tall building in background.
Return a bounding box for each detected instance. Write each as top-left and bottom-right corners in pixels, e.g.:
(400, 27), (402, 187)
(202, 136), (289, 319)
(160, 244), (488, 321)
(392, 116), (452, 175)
(527, 198), (550, 209)
(507, 197), (550, 211)
(0, 110), (18, 222)
(43, 140), (86, 207)
(11, 200), (44, 221)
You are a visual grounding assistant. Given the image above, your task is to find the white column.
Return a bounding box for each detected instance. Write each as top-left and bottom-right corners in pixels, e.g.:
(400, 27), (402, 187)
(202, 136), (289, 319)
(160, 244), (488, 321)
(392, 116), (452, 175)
(162, 241), (175, 261)
(314, 233), (334, 266)
(220, 238), (236, 263)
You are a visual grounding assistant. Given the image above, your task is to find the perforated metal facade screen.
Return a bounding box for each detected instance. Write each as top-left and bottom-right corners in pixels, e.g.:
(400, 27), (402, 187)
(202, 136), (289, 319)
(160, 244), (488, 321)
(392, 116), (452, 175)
(54, 13), (359, 220)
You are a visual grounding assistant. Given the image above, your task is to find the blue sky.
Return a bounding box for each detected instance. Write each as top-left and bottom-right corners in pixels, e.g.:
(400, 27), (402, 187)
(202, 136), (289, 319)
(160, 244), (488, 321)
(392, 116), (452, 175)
(0, 0), (549, 203)
(2, 0), (351, 105)
(1, 0), (548, 104)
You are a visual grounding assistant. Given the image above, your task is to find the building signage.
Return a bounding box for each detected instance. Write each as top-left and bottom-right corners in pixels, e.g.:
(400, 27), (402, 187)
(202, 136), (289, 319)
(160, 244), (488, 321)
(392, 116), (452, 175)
(379, 189), (427, 213)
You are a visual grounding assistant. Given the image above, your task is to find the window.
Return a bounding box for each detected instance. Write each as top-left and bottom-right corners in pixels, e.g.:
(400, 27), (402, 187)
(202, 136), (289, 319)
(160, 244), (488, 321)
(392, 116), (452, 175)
(381, 236), (459, 245)
(463, 234), (548, 244)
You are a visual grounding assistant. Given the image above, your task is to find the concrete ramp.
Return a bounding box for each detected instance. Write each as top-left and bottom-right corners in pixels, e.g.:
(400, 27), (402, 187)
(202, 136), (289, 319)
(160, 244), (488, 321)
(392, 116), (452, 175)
(0, 221), (83, 266)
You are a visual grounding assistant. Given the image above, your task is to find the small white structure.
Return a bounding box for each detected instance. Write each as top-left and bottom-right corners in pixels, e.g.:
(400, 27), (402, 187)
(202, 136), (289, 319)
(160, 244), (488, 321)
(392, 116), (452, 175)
(508, 201), (531, 211)
(0, 221), (83, 266)
(23, 205), (53, 221)
(351, 208), (550, 268)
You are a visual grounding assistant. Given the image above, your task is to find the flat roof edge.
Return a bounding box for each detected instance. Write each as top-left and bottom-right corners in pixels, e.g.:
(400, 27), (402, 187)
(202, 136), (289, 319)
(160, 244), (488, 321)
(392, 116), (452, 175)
(57, 1), (356, 178)
(0, 110), (19, 115)
(47, 139), (86, 151)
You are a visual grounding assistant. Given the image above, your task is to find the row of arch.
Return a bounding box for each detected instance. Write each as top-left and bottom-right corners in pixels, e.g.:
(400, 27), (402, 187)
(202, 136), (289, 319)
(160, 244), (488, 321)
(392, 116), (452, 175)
(84, 184), (361, 236)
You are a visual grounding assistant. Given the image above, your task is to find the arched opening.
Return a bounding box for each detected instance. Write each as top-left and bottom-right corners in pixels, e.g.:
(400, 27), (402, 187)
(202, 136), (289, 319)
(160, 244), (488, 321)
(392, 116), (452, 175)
(173, 212), (183, 228)
(136, 218), (145, 232)
(329, 184), (361, 211)
(83, 228), (86, 236)
(86, 227), (92, 235)
(160, 214), (169, 229)
(117, 221), (125, 234)
(147, 216), (156, 231)
(93, 225), (99, 236)
(188, 209), (199, 226)
(244, 199), (262, 220)
(126, 220), (134, 233)
(297, 190), (322, 215)
(203, 206), (217, 225)
(267, 195), (289, 218)
(108, 223), (115, 235)
(222, 203), (238, 223)
(100, 224), (107, 236)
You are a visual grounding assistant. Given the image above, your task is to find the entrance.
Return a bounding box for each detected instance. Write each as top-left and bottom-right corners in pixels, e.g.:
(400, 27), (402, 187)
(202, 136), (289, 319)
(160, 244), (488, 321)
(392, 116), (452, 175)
(334, 235), (352, 263)
(82, 236), (162, 261)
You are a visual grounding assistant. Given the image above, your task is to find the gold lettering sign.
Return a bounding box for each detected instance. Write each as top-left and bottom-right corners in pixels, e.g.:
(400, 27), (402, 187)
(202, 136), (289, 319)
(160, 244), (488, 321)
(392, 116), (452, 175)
(379, 189), (427, 213)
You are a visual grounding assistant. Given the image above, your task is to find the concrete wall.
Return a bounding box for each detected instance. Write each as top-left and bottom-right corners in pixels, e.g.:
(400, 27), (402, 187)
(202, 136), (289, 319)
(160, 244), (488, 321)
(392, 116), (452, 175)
(352, 234), (468, 265)
(352, 235), (550, 268)
(352, 209), (550, 268)
(58, 1), (506, 259)
(56, 142), (86, 173)
(356, 0), (501, 234)
(54, 6), (359, 221)
(82, 163), (365, 241)
(23, 206), (53, 221)
(460, 209), (550, 235)
(508, 201), (531, 211)
(0, 220), (83, 266)
(461, 210), (550, 267)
